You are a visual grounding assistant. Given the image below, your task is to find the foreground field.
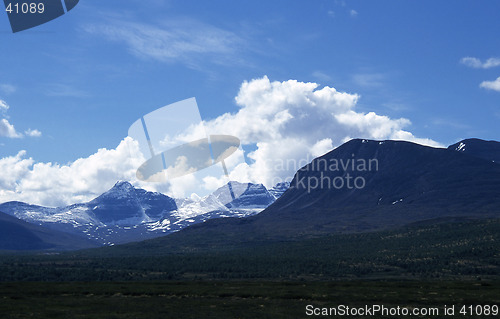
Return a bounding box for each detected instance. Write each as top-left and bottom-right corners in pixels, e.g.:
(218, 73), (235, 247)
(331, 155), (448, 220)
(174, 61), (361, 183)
(1, 219), (499, 282)
(0, 281), (499, 318)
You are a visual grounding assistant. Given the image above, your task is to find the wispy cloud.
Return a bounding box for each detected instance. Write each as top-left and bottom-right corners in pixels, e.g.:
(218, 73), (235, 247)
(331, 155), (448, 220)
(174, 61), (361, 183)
(44, 84), (89, 97)
(352, 73), (386, 87)
(0, 99), (9, 112)
(350, 10), (358, 17)
(460, 57), (500, 69)
(311, 71), (332, 82)
(432, 118), (471, 130)
(480, 77), (500, 92)
(0, 84), (16, 95)
(84, 18), (245, 69)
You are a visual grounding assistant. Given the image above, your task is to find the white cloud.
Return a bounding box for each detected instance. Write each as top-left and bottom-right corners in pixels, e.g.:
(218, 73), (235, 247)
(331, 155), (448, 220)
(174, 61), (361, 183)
(0, 99), (9, 112)
(480, 77), (500, 92)
(0, 84), (16, 95)
(0, 137), (146, 207)
(0, 77), (441, 206)
(44, 84), (89, 98)
(311, 138), (334, 157)
(0, 150), (33, 190)
(84, 18), (243, 68)
(0, 119), (22, 138)
(350, 10), (358, 17)
(0, 99), (42, 138)
(200, 76), (442, 188)
(460, 57), (500, 69)
(25, 129), (42, 137)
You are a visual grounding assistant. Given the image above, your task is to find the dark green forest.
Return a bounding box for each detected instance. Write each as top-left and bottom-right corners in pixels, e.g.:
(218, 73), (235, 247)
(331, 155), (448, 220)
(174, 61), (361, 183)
(1, 219), (499, 318)
(1, 218), (498, 282)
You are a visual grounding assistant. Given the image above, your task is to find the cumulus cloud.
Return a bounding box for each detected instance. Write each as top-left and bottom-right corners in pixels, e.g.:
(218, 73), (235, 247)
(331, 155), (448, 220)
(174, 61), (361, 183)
(0, 151), (33, 190)
(0, 76), (441, 206)
(24, 129), (42, 137)
(0, 137), (146, 207)
(480, 77), (500, 92)
(0, 118), (22, 138)
(0, 99), (42, 138)
(199, 76), (441, 188)
(461, 57), (500, 69)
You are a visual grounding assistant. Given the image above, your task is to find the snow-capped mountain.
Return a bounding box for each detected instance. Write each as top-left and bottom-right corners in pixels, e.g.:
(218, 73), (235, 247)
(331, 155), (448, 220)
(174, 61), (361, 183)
(269, 182), (291, 199)
(88, 181), (177, 225)
(0, 181), (288, 245)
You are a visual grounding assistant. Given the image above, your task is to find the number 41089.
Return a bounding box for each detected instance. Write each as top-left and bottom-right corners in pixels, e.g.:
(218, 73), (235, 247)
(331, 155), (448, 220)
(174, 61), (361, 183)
(5, 2), (45, 14)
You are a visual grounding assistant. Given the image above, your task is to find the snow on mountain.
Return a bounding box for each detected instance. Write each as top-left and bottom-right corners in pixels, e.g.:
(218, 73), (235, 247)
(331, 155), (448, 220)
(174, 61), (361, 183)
(88, 181), (178, 224)
(0, 180), (289, 245)
(448, 138), (500, 163)
(269, 182), (291, 199)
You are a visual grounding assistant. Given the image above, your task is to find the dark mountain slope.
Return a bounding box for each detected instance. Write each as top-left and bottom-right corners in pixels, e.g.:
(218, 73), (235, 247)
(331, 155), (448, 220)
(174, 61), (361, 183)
(448, 138), (500, 163)
(254, 139), (500, 235)
(89, 181), (178, 224)
(102, 139), (500, 251)
(0, 211), (98, 251)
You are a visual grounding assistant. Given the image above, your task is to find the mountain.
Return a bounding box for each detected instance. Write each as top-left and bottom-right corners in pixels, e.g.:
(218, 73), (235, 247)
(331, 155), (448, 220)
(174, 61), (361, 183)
(269, 182), (291, 199)
(88, 181), (177, 224)
(0, 181), (287, 247)
(253, 139), (500, 236)
(448, 138), (500, 163)
(115, 138), (500, 252)
(4, 137), (499, 252)
(0, 211), (98, 251)
(223, 182), (276, 208)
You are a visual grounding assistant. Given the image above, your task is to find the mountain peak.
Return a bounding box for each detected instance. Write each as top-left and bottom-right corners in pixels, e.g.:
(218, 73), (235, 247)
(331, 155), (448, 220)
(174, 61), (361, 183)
(113, 181), (134, 189)
(448, 138), (500, 163)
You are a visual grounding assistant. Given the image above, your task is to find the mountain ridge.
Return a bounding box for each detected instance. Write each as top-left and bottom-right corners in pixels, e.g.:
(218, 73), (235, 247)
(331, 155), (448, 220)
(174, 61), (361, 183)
(1, 137), (499, 251)
(106, 138), (500, 253)
(0, 180), (288, 247)
(0, 211), (99, 251)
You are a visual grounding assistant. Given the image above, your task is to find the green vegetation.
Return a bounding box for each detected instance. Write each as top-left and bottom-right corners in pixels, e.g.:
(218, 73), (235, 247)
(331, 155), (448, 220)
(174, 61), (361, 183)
(0, 281), (499, 318)
(0, 219), (499, 318)
(0, 219), (498, 281)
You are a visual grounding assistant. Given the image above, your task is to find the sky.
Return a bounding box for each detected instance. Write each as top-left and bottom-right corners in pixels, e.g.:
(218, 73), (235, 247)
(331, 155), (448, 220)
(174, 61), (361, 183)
(0, 0), (499, 206)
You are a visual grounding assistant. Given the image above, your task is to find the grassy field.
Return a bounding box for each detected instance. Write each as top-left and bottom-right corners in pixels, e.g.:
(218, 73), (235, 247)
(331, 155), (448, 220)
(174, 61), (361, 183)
(0, 281), (499, 318)
(1, 220), (499, 317)
(1, 219), (499, 282)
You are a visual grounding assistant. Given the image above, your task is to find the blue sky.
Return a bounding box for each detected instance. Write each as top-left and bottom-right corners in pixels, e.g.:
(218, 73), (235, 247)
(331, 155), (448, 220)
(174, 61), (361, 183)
(0, 0), (499, 205)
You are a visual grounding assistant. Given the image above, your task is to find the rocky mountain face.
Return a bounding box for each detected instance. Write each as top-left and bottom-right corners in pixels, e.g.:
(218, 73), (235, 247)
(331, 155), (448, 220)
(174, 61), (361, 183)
(148, 138), (500, 246)
(0, 180), (288, 247)
(448, 138), (500, 163)
(3, 137), (499, 251)
(254, 139), (500, 236)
